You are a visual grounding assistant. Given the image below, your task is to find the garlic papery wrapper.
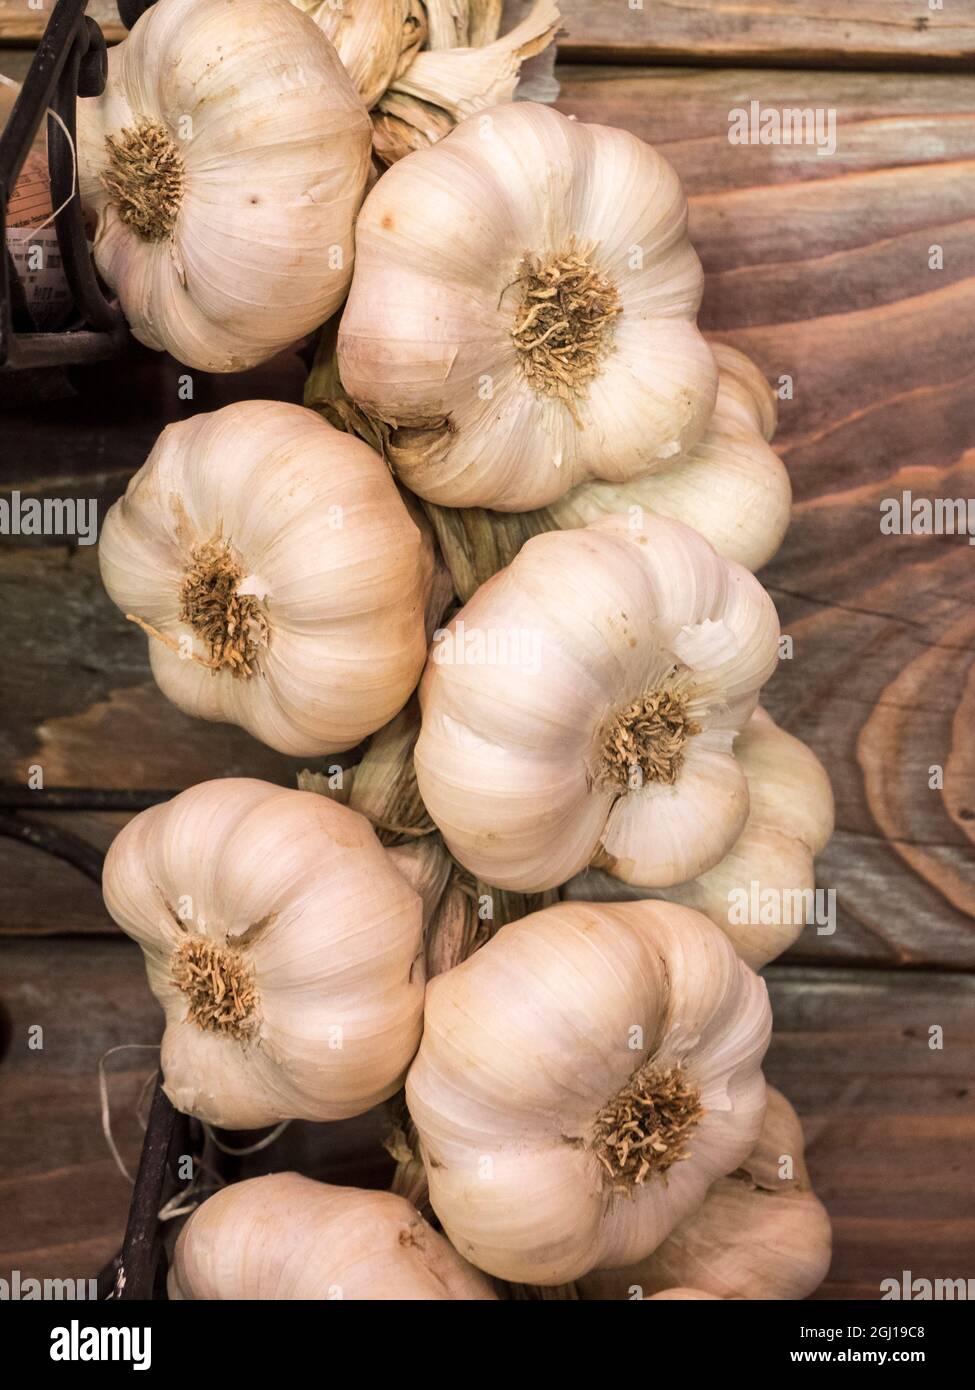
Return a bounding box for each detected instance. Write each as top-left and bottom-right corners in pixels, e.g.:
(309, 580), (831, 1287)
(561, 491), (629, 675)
(578, 1087), (832, 1301)
(296, 0), (427, 112)
(102, 779), (425, 1128)
(99, 401), (432, 757)
(546, 344), (791, 575)
(77, 0), (372, 372)
(169, 1173), (497, 1300)
(563, 708), (835, 969)
(371, 0), (562, 163)
(295, 0), (561, 165)
(405, 899), (772, 1285)
(415, 512), (781, 893)
(337, 101), (717, 511)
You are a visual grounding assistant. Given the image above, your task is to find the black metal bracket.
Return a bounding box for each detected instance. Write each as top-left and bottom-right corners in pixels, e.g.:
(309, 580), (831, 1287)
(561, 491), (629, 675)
(0, 0), (155, 371)
(112, 1079), (192, 1301)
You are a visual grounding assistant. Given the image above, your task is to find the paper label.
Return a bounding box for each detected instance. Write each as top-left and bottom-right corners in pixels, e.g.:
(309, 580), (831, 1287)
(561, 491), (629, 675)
(5, 151), (73, 328)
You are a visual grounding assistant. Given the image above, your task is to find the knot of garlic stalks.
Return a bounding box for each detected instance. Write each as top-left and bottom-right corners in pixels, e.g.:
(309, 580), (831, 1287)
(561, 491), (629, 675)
(101, 121), (184, 242)
(590, 1063), (703, 1191)
(179, 537), (269, 677)
(295, 0), (562, 166)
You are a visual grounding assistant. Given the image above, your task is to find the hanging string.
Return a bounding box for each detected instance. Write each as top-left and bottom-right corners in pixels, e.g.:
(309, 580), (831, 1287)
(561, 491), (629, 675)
(203, 1120), (291, 1156)
(96, 1044), (161, 1185)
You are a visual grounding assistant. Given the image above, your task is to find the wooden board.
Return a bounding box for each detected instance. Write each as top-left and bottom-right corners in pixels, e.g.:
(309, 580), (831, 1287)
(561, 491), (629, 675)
(554, 2), (975, 70)
(2, 32), (974, 1303)
(3, 941), (971, 1297)
(557, 66), (975, 971)
(765, 967), (975, 1300)
(1, 0), (973, 68)
(0, 939), (391, 1282)
(2, 66), (971, 967)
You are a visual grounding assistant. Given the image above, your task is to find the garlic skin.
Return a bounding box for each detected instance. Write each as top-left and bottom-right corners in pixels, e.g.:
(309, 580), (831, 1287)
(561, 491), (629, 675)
(294, 0), (560, 165)
(293, 0), (559, 166)
(649, 1289), (723, 1300)
(169, 1173), (497, 1300)
(102, 780), (425, 1129)
(578, 1087), (832, 1300)
(372, 0), (562, 162)
(296, 0), (425, 111)
(77, 0), (372, 372)
(99, 402), (431, 758)
(563, 708), (835, 969)
(406, 899), (772, 1285)
(415, 512), (780, 892)
(548, 345), (791, 574)
(338, 101), (717, 511)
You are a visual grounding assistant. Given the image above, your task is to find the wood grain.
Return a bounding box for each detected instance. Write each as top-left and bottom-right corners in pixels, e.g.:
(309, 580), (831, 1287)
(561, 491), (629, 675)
(0, 346), (326, 791)
(2, 66), (971, 967)
(553, 1), (975, 70)
(765, 967), (975, 1299)
(2, 49), (974, 1301)
(0, 0), (123, 43)
(0, 938), (392, 1283)
(1, 1), (973, 69)
(2, 941), (971, 1296)
(558, 67), (975, 970)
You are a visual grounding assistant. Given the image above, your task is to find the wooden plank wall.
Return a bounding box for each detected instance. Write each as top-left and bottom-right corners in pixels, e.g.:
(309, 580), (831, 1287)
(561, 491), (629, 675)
(2, 1), (975, 68)
(1, 2), (974, 1299)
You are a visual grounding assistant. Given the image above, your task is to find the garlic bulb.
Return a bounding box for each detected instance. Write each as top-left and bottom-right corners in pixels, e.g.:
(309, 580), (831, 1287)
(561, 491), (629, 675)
(563, 707), (835, 969)
(102, 779), (424, 1128)
(578, 1087), (832, 1300)
(170, 1173), (497, 1300)
(415, 512), (780, 892)
(294, 0), (561, 165)
(99, 401), (431, 757)
(406, 899), (772, 1285)
(649, 1289), (722, 1300)
(78, 0), (372, 372)
(309, 338), (789, 603)
(547, 344), (791, 574)
(338, 101), (718, 511)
